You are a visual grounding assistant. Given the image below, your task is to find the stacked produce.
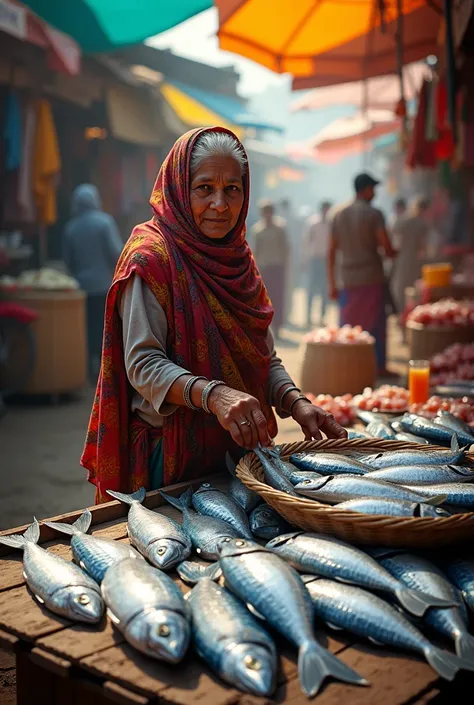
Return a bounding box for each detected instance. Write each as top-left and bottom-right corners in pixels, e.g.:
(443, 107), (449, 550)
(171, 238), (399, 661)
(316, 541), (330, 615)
(407, 299), (474, 327)
(304, 324), (374, 344)
(353, 385), (409, 412)
(0, 267), (79, 291)
(305, 393), (356, 426)
(431, 343), (474, 385)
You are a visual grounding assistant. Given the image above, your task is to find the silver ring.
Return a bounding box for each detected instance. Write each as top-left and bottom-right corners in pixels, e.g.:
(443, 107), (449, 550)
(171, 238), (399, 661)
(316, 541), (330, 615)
(239, 420), (251, 427)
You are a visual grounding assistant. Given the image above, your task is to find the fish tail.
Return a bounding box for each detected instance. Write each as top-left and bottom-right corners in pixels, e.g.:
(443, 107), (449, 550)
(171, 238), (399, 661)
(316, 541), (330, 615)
(176, 560), (222, 585)
(451, 435), (459, 452)
(159, 487), (193, 513)
(106, 487), (146, 505)
(425, 645), (463, 680)
(396, 587), (456, 617)
(0, 518), (40, 550)
(454, 631), (474, 664)
(298, 641), (368, 697)
(44, 509), (92, 536)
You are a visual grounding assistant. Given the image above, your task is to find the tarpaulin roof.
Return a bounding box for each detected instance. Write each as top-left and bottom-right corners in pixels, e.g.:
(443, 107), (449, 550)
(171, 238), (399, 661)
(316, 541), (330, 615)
(159, 82), (242, 137)
(21, 0), (212, 52)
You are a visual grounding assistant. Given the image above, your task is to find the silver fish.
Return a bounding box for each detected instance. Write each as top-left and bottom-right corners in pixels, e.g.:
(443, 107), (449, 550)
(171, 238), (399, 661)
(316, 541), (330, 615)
(335, 498), (451, 518)
(366, 420), (396, 440)
(266, 532), (454, 616)
(226, 452), (261, 513)
(106, 487), (191, 570)
(294, 474), (447, 505)
(176, 561), (222, 585)
(192, 483), (253, 540)
(367, 465), (474, 485)
(361, 435), (465, 469)
(347, 430), (373, 440)
(44, 510), (143, 584)
(401, 416), (473, 446)
(443, 559), (474, 614)
(160, 488), (240, 560)
(0, 520), (104, 623)
(380, 553), (474, 663)
(219, 539), (368, 698)
(290, 452), (370, 476)
(357, 410), (392, 425)
(188, 577), (277, 696)
(435, 412), (474, 441)
(302, 576), (465, 680)
(288, 469), (324, 485)
(402, 482), (474, 508)
(249, 503), (293, 540)
(254, 446), (297, 495)
(395, 432), (430, 445)
(102, 558), (190, 663)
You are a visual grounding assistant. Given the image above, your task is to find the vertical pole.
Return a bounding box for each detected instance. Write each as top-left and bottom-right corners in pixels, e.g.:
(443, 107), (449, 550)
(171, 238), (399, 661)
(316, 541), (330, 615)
(396, 0), (407, 135)
(444, 0), (458, 142)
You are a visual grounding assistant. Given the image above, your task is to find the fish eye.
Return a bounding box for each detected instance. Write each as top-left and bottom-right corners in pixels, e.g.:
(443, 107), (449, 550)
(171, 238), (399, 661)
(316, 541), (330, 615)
(202, 483), (211, 488)
(244, 655), (262, 671)
(236, 540), (246, 547)
(222, 537), (231, 543)
(77, 594), (90, 605)
(157, 624), (171, 638)
(157, 546), (167, 555)
(303, 480), (312, 485)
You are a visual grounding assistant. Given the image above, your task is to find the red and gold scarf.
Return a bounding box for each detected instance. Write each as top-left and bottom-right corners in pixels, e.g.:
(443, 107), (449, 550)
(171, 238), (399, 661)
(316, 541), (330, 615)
(81, 127), (276, 503)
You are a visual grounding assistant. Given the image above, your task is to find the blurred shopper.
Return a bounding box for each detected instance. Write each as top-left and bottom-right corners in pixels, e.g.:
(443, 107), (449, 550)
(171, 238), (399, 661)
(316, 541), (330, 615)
(388, 197), (407, 236)
(390, 196), (429, 314)
(63, 184), (123, 381)
(328, 173), (396, 375)
(252, 200), (290, 338)
(302, 201), (332, 326)
(279, 198), (297, 322)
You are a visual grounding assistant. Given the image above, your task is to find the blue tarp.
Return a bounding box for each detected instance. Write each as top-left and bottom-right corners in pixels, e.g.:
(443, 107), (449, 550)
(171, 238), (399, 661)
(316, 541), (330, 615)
(168, 80), (284, 134)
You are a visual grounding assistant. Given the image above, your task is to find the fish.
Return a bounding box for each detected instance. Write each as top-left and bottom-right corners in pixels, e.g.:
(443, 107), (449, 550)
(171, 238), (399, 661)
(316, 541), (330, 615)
(434, 383), (474, 398)
(335, 498), (451, 518)
(395, 432), (430, 445)
(176, 561), (222, 585)
(434, 413), (474, 442)
(254, 446), (298, 495)
(218, 539), (368, 698)
(360, 435), (466, 469)
(192, 483), (253, 540)
(366, 420), (396, 440)
(290, 452), (371, 476)
(187, 577), (277, 696)
(160, 488), (240, 560)
(294, 474), (447, 506)
(106, 487), (191, 570)
(302, 576), (467, 680)
(101, 558), (190, 663)
(0, 519), (104, 623)
(266, 532), (455, 617)
(226, 452), (261, 513)
(380, 552), (474, 663)
(357, 410), (391, 425)
(347, 430), (373, 440)
(288, 469), (325, 486)
(367, 465), (474, 485)
(401, 415), (474, 447)
(249, 503), (293, 540)
(443, 558), (474, 614)
(44, 510), (143, 584)
(402, 482), (474, 508)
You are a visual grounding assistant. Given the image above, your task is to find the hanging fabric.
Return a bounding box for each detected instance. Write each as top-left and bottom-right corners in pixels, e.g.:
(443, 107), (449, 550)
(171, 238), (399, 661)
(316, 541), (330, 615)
(33, 100), (61, 225)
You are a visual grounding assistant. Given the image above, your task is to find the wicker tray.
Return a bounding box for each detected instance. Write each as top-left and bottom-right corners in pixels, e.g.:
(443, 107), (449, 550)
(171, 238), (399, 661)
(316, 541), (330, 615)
(236, 439), (474, 548)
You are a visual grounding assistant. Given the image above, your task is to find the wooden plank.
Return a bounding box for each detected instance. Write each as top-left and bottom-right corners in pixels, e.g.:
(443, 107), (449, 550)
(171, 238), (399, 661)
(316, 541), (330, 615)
(0, 628), (19, 653)
(0, 585), (71, 642)
(103, 681), (152, 705)
(29, 646), (71, 678)
(16, 650), (54, 705)
(38, 621), (122, 662)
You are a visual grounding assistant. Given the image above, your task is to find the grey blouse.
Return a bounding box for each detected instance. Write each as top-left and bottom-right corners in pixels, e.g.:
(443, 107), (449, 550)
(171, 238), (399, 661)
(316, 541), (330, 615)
(119, 274), (294, 427)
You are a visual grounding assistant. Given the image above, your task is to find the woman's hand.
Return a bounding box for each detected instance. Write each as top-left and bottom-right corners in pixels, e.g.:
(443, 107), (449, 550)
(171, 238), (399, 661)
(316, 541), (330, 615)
(291, 400), (348, 441)
(208, 385), (272, 449)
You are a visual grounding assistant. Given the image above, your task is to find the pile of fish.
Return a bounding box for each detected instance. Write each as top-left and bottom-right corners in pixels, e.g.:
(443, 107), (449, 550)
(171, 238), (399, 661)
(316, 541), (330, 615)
(2, 433), (474, 699)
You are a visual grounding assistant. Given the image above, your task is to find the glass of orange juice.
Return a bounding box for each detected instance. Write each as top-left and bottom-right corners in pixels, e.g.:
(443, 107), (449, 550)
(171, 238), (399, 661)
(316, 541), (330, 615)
(408, 360), (430, 405)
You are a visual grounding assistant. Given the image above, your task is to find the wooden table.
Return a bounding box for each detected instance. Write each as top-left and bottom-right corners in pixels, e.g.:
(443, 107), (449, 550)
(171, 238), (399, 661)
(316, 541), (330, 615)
(0, 474), (471, 705)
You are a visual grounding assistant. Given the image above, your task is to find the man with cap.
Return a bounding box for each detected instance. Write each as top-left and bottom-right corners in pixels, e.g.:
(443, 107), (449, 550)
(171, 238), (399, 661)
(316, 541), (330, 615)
(328, 172), (396, 376)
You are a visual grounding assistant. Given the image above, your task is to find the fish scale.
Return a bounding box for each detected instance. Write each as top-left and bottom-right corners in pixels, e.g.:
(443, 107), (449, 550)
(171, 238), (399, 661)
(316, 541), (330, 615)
(192, 484), (253, 540)
(367, 465), (474, 485)
(443, 559), (474, 614)
(361, 435), (465, 469)
(290, 452), (370, 476)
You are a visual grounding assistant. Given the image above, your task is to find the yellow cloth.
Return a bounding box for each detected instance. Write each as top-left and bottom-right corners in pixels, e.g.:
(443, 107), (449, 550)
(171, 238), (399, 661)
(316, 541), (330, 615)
(160, 83), (242, 138)
(33, 100), (61, 225)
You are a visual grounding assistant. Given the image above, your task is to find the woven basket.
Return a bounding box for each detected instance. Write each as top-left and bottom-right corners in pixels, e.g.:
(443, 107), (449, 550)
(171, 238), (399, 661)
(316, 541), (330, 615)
(407, 321), (474, 361)
(236, 439), (474, 548)
(299, 341), (376, 397)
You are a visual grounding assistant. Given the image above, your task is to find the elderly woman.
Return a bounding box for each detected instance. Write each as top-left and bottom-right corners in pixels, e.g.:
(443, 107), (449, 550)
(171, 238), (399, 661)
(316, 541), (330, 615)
(81, 128), (346, 503)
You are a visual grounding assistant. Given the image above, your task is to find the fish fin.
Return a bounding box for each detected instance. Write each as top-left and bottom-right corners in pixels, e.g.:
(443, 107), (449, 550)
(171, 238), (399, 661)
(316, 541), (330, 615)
(326, 622), (345, 631)
(34, 594), (45, 605)
(396, 588), (457, 617)
(0, 519), (40, 550)
(368, 637), (385, 646)
(423, 495), (448, 506)
(451, 435), (459, 452)
(335, 576), (355, 585)
(454, 632), (474, 663)
(106, 487), (146, 505)
(246, 603), (266, 621)
(176, 561), (222, 585)
(225, 452), (236, 477)
(298, 641), (369, 697)
(44, 509), (92, 536)
(159, 487), (193, 513)
(425, 646), (464, 680)
(107, 608), (121, 626)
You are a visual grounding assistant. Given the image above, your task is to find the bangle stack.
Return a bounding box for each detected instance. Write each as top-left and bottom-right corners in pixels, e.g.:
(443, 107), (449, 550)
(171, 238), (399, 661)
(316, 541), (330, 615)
(279, 385), (300, 413)
(289, 393), (311, 415)
(183, 376), (207, 411)
(202, 380), (226, 414)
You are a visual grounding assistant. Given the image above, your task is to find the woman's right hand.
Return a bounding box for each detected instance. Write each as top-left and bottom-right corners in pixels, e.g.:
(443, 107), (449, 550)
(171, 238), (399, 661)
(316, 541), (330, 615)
(208, 385), (272, 449)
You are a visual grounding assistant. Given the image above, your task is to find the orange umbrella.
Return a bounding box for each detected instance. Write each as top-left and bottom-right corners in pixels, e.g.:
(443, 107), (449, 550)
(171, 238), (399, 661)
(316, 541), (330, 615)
(215, 0), (441, 87)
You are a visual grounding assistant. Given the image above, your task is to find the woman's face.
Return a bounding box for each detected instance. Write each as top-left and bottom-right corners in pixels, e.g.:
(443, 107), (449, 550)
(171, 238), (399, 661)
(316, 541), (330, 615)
(190, 156), (244, 239)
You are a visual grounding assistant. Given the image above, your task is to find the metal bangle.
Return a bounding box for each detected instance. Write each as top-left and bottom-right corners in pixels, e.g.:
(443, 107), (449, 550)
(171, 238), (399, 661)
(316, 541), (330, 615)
(279, 385), (300, 412)
(289, 394), (311, 416)
(202, 380), (226, 414)
(183, 376), (207, 411)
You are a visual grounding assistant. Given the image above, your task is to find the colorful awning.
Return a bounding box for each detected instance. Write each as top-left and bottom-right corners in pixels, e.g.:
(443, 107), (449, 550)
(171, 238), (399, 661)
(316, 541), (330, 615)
(159, 82), (242, 137)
